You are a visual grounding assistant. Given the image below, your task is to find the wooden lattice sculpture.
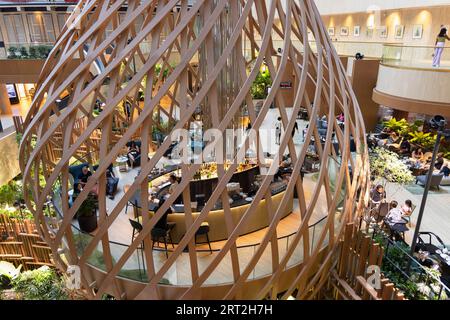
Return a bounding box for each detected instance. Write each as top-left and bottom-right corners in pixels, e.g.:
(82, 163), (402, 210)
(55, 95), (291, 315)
(19, 0), (370, 300)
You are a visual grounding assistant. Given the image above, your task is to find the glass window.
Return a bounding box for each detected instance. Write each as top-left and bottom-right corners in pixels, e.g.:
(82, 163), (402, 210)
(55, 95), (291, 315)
(3, 14), (27, 44)
(56, 13), (70, 34)
(27, 14), (56, 43)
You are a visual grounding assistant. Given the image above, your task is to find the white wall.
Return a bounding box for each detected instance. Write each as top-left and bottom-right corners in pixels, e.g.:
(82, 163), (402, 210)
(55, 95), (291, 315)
(315, 0), (450, 15)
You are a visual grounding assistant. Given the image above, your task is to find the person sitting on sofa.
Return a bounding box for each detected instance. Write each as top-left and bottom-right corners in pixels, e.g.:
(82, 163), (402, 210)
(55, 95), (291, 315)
(435, 153), (446, 171)
(411, 148), (424, 162)
(440, 164), (450, 177)
(399, 139), (411, 155)
(78, 165), (92, 187)
(127, 141), (141, 168)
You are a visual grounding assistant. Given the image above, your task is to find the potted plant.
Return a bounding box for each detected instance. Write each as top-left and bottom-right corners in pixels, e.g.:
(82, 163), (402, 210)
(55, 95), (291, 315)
(77, 193), (98, 233)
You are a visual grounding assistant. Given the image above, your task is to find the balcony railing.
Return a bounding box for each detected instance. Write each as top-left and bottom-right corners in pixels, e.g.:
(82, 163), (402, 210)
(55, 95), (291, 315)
(0, 42), (53, 60)
(382, 44), (450, 70)
(0, 1), (78, 4)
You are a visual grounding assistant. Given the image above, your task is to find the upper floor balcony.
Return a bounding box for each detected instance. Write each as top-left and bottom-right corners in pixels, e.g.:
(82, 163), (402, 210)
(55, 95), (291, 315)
(373, 44), (450, 117)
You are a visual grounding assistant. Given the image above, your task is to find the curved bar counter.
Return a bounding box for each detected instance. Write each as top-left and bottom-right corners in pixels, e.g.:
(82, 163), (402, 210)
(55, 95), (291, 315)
(129, 163), (293, 242)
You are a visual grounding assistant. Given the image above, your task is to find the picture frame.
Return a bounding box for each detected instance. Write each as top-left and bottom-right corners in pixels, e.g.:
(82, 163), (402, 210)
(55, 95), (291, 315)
(327, 27), (335, 36)
(354, 26), (361, 37)
(378, 26), (388, 38)
(412, 24), (423, 39)
(394, 25), (405, 39)
(340, 26), (349, 36)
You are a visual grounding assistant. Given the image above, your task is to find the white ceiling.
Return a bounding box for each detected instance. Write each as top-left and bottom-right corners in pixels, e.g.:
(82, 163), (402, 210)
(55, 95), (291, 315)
(314, 0), (450, 15)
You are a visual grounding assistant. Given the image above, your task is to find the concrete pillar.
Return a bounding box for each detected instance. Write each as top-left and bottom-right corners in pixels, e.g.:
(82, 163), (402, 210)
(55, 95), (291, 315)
(0, 83), (12, 114)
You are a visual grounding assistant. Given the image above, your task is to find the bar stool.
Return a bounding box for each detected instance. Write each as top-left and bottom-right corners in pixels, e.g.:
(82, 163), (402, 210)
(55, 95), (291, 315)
(195, 222), (212, 253)
(151, 227), (174, 259)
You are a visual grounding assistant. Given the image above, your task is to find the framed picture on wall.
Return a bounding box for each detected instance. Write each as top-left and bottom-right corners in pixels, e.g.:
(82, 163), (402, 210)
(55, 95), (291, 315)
(412, 24), (423, 39)
(378, 26), (388, 38)
(366, 27), (374, 38)
(340, 26), (349, 36)
(354, 26), (361, 37)
(328, 27), (335, 36)
(394, 25), (405, 39)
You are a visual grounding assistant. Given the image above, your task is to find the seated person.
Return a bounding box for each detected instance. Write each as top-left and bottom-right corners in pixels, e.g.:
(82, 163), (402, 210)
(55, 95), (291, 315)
(440, 164), (450, 177)
(386, 201), (409, 240)
(127, 141), (141, 168)
(370, 185), (386, 205)
(435, 153), (445, 170)
(378, 127), (392, 139)
(387, 131), (400, 144)
(106, 164), (119, 200)
(168, 174), (183, 204)
(399, 139), (411, 155)
(154, 195), (173, 230)
(411, 148), (424, 162)
(168, 174), (179, 195)
(78, 165), (92, 187)
(401, 199), (413, 217)
(274, 160), (292, 182)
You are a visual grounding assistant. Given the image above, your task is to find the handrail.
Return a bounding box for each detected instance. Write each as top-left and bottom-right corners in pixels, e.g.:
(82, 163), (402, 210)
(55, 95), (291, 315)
(383, 43), (450, 49)
(372, 226), (450, 299)
(53, 187), (329, 253)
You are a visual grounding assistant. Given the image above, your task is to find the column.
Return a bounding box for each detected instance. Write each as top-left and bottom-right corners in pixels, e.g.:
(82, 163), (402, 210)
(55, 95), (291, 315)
(0, 83), (12, 114)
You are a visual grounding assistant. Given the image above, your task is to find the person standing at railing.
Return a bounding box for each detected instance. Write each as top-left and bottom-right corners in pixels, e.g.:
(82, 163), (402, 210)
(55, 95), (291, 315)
(432, 27), (450, 67)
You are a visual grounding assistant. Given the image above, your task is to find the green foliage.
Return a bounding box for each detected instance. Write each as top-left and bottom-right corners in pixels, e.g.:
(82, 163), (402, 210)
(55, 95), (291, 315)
(369, 147), (414, 184)
(383, 118), (409, 135)
(11, 266), (68, 300)
(0, 262), (21, 289)
(77, 193), (98, 217)
(36, 45), (51, 59)
(19, 47), (28, 59)
(0, 180), (23, 207)
(28, 46), (38, 59)
(251, 69), (272, 99)
(408, 131), (438, 150)
(15, 132), (23, 146)
(7, 47), (18, 59)
(374, 231), (447, 300)
(7, 45), (51, 60)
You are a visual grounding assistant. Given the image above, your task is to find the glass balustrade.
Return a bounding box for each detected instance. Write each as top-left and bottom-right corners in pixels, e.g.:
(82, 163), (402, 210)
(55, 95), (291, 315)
(382, 44), (450, 70)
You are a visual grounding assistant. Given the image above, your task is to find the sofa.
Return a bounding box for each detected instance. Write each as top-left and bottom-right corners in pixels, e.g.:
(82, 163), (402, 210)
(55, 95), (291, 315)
(441, 175), (450, 186)
(416, 174), (445, 190)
